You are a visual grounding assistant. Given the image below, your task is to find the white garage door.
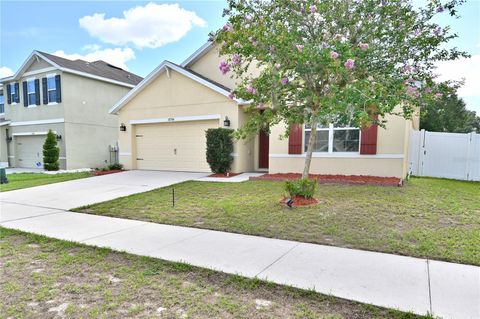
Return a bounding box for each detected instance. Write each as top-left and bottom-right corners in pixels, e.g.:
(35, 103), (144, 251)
(135, 120), (218, 172)
(15, 135), (45, 168)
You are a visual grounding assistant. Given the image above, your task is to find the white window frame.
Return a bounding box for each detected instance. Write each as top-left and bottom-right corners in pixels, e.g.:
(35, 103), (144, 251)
(26, 78), (37, 108)
(9, 83), (17, 105)
(304, 124), (361, 154)
(46, 74), (58, 105)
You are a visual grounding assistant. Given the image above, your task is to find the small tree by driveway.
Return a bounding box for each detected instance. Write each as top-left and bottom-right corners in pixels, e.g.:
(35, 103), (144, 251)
(214, 0), (468, 179)
(43, 130), (60, 171)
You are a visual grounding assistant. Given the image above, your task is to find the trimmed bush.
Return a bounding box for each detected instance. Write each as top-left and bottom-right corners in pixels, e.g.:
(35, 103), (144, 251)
(206, 128), (234, 174)
(284, 178), (317, 199)
(43, 130), (60, 171)
(108, 163), (124, 170)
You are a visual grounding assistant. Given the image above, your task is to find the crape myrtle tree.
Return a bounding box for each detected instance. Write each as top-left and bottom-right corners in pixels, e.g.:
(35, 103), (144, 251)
(213, 0), (468, 178)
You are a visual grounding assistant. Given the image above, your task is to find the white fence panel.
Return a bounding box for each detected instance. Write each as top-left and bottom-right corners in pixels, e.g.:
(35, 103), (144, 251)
(409, 130), (480, 181)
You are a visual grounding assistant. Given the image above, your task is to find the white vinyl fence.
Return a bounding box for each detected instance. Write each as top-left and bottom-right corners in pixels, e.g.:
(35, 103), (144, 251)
(409, 130), (480, 181)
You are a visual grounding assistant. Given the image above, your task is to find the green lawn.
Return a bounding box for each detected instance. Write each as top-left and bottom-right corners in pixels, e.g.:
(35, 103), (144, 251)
(0, 172), (92, 192)
(76, 177), (480, 266)
(0, 227), (430, 319)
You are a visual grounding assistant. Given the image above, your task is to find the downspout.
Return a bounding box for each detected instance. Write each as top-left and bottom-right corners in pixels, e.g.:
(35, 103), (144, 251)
(5, 128), (10, 167)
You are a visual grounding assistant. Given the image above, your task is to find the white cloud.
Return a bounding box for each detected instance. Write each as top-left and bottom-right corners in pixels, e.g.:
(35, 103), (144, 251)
(0, 66), (14, 78)
(82, 44), (102, 52)
(436, 55), (480, 98)
(78, 3), (206, 49)
(53, 47), (135, 70)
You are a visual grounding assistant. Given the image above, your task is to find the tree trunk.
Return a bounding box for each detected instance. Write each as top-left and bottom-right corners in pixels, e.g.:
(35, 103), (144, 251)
(302, 119), (318, 179)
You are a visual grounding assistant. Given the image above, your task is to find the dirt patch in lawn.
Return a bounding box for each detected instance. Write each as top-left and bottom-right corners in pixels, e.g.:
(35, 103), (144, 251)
(252, 173), (403, 186)
(1, 228), (428, 319)
(208, 172), (241, 178)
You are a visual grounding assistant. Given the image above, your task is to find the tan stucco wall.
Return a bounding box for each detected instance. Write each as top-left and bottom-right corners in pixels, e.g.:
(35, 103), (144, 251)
(26, 59), (53, 72)
(117, 68), (253, 172)
(268, 114), (414, 178)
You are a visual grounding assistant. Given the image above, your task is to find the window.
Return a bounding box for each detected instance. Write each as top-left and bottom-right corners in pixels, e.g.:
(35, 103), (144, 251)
(304, 124), (360, 153)
(10, 83), (16, 104)
(27, 80), (36, 106)
(47, 76), (57, 103)
(0, 94), (4, 114)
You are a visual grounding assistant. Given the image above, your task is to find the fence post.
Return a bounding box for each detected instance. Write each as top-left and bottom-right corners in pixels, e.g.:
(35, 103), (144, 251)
(419, 129), (426, 176)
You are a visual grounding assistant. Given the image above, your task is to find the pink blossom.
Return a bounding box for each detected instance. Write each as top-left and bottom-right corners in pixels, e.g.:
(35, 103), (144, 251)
(425, 87), (432, 94)
(223, 23), (232, 32)
(248, 36), (258, 46)
(435, 92), (443, 98)
(436, 5), (444, 13)
(296, 44), (304, 52)
(232, 54), (241, 66)
(433, 26), (442, 36)
(274, 63), (281, 70)
(344, 59), (355, 69)
(234, 42), (242, 48)
(219, 60), (231, 75)
(330, 51), (339, 59)
(280, 77), (288, 85)
(228, 92), (235, 99)
(403, 64), (413, 73)
(359, 42), (369, 50)
(310, 5), (317, 13)
(245, 14), (253, 21)
(247, 85), (257, 95)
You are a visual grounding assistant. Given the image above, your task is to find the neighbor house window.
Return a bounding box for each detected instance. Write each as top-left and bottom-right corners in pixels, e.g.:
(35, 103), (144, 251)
(47, 76), (57, 103)
(10, 83), (17, 104)
(27, 80), (36, 106)
(0, 94), (4, 114)
(304, 124), (360, 153)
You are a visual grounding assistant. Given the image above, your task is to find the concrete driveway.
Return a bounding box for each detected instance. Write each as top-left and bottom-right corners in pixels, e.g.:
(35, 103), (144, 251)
(0, 170), (208, 210)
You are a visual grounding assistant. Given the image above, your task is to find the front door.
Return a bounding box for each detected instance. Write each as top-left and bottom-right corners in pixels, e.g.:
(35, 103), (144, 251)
(258, 128), (269, 169)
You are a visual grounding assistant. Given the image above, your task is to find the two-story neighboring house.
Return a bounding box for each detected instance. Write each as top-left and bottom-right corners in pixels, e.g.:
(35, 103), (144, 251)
(0, 51), (142, 169)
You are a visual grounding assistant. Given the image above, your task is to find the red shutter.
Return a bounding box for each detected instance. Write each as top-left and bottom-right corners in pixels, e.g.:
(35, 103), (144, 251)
(288, 124), (303, 154)
(360, 123), (378, 155)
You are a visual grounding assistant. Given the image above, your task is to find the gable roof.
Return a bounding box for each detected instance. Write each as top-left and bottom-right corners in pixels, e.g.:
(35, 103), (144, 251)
(181, 41), (215, 68)
(109, 60), (246, 114)
(1, 51), (143, 88)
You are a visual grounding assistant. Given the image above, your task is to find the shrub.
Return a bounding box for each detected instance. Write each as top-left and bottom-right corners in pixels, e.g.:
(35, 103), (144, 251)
(284, 178), (317, 199)
(108, 163), (124, 170)
(43, 130), (59, 171)
(205, 128), (234, 174)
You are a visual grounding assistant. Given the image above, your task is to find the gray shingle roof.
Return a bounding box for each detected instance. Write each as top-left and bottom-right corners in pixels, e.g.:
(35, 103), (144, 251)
(36, 51), (143, 86)
(168, 61), (231, 92)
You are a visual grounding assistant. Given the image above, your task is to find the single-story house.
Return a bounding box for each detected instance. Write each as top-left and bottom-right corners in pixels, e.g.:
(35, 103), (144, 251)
(110, 42), (419, 178)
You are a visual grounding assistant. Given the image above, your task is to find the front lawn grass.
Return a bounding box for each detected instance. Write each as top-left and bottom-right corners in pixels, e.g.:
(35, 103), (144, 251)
(0, 227), (431, 318)
(76, 177), (480, 266)
(0, 172), (92, 192)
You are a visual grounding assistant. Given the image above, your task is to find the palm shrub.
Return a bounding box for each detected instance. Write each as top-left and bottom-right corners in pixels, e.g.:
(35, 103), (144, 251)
(206, 128), (234, 174)
(43, 130), (59, 171)
(285, 178), (317, 199)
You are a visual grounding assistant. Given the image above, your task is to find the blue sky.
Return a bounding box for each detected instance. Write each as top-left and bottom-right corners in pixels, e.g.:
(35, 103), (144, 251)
(1, 1), (479, 112)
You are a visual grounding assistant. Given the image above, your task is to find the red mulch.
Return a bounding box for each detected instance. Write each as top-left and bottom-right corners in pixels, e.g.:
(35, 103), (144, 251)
(251, 173), (403, 187)
(279, 196), (320, 207)
(208, 172), (241, 178)
(92, 170), (124, 176)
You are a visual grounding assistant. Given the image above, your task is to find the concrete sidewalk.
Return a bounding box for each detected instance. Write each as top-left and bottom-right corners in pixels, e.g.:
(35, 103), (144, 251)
(1, 204), (478, 319)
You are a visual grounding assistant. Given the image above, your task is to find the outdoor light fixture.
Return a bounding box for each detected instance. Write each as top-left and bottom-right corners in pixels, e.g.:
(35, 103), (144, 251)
(223, 116), (231, 127)
(286, 198), (294, 208)
(120, 123), (127, 131)
(56, 134), (62, 140)
(6, 136), (12, 143)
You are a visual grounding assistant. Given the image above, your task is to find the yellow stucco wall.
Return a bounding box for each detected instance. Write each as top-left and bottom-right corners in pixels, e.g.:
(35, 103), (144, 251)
(117, 68), (254, 173)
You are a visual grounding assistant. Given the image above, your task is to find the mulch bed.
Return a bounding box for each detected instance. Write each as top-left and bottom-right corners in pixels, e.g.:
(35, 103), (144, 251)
(208, 172), (241, 178)
(279, 196), (320, 207)
(92, 169), (124, 176)
(251, 173), (403, 186)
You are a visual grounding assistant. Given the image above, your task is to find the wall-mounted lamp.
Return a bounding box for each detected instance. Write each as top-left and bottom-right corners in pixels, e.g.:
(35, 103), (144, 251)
(6, 136), (12, 143)
(223, 116), (231, 127)
(120, 123), (127, 131)
(56, 134), (62, 141)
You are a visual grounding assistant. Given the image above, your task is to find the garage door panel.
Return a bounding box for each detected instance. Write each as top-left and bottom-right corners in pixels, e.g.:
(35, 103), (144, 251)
(15, 136), (45, 168)
(135, 120), (218, 172)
